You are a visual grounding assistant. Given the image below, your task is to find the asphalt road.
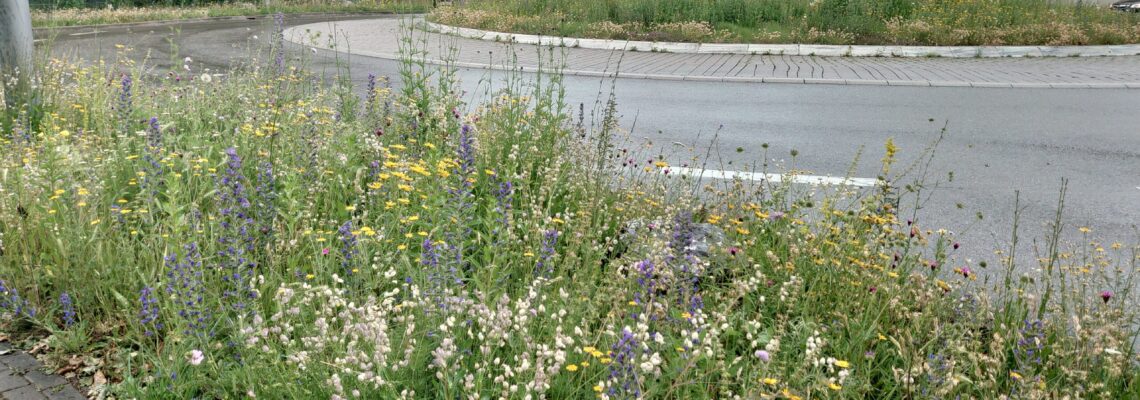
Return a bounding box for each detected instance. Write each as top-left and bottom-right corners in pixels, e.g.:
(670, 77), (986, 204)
(40, 15), (1140, 274)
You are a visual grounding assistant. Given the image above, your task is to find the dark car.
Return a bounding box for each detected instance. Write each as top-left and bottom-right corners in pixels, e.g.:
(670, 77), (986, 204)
(1112, 0), (1140, 12)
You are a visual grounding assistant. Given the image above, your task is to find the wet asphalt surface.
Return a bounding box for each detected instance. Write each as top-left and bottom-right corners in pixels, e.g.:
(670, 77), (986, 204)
(39, 14), (1140, 276)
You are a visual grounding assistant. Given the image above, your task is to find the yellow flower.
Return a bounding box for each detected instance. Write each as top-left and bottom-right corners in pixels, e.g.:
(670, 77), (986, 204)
(345, 205), (356, 211)
(828, 382), (842, 391)
(551, 218), (565, 225)
(484, 169), (496, 176)
(305, 274), (315, 280)
(834, 360), (850, 369)
(397, 244), (407, 250)
(565, 365), (578, 372)
(593, 385), (603, 393)
(654, 161), (669, 168)
(1010, 371), (1023, 380)
(1078, 227), (1091, 233)
(599, 357), (612, 364)
(90, 219), (101, 225)
(762, 378), (779, 385)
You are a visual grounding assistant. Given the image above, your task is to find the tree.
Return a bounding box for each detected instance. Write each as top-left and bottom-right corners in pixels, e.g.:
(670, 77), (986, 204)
(1, 0), (34, 110)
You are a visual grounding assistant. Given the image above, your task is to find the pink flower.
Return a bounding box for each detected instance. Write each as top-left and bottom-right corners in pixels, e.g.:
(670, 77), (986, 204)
(321, 247), (330, 256)
(1101, 290), (1114, 304)
(189, 349), (204, 366)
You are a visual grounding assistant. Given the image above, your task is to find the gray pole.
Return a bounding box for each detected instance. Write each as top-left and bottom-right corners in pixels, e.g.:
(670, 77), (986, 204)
(1, 0), (35, 109)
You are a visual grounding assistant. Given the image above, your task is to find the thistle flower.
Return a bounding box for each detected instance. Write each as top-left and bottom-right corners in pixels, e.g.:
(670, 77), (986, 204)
(338, 221), (358, 277)
(607, 327), (642, 399)
(534, 229), (559, 277)
(118, 74), (133, 134)
(59, 292), (76, 328)
(491, 178), (513, 234)
(140, 117), (165, 203)
(1101, 290), (1114, 303)
(364, 73), (377, 115)
(216, 148), (258, 311)
(165, 243), (210, 337)
(138, 286), (162, 336)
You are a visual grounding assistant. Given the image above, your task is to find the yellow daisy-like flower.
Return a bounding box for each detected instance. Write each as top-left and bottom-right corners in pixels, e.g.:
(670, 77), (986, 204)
(1010, 371), (1023, 380)
(565, 365), (578, 372)
(828, 382), (842, 391)
(762, 378), (779, 385)
(834, 360), (850, 369)
(345, 205), (356, 211)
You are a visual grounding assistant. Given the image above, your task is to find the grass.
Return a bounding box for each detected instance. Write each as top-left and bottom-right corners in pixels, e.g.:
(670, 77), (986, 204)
(430, 0), (1140, 46)
(1, 18), (1139, 399)
(31, 0), (431, 27)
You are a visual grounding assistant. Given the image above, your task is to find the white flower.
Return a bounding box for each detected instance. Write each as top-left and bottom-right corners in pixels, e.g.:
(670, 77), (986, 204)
(200, 74), (213, 84)
(189, 349), (204, 366)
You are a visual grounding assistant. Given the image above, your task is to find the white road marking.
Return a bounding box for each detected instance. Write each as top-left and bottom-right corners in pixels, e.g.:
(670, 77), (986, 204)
(668, 167), (879, 188)
(68, 31), (105, 37)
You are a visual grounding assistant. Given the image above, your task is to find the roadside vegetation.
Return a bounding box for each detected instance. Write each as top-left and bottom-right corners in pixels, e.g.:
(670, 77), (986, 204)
(31, 0), (430, 27)
(431, 0), (1140, 46)
(2, 17), (1139, 399)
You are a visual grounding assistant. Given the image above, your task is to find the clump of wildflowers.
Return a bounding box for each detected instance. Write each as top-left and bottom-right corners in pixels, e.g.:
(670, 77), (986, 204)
(0, 280), (35, 319)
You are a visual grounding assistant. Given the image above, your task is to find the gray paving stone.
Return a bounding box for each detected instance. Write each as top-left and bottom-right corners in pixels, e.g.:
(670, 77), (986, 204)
(0, 372), (29, 393)
(0, 355), (37, 372)
(44, 386), (85, 400)
(1, 385), (47, 400)
(21, 372), (66, 391)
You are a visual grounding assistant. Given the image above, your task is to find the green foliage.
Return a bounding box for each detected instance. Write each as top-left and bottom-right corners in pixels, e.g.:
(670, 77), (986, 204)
(1, 24), (1139, 399)
(436, 0), (1140, 45)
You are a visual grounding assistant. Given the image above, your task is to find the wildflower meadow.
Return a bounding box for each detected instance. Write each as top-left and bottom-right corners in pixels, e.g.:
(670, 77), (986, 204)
(1, 18), (1139, 399)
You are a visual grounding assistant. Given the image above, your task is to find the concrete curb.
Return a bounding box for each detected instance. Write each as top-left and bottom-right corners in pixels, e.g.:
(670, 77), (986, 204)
(284, 27), (1138, 89)
(423, 21), (1140, 59)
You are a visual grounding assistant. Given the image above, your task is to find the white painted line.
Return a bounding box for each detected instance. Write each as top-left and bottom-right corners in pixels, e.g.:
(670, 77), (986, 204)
(68, 31), (105, 36)
(668, 167), (879, 187)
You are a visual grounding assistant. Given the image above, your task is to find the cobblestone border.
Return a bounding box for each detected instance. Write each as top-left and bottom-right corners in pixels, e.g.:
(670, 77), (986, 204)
(0, 343), (85, 400)
(424, 21), (1140, 58)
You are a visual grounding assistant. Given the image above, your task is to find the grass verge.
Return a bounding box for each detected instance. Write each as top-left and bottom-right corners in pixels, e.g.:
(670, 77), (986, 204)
(32, 0), (431, 28)
(430, 0), (1140, 46)
(1, 19), (1139, 399)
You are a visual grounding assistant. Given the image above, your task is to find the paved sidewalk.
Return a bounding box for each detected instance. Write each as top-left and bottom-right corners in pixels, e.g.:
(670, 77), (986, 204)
(286, 18), (1140, 88)
(0, 343), (85, 400)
